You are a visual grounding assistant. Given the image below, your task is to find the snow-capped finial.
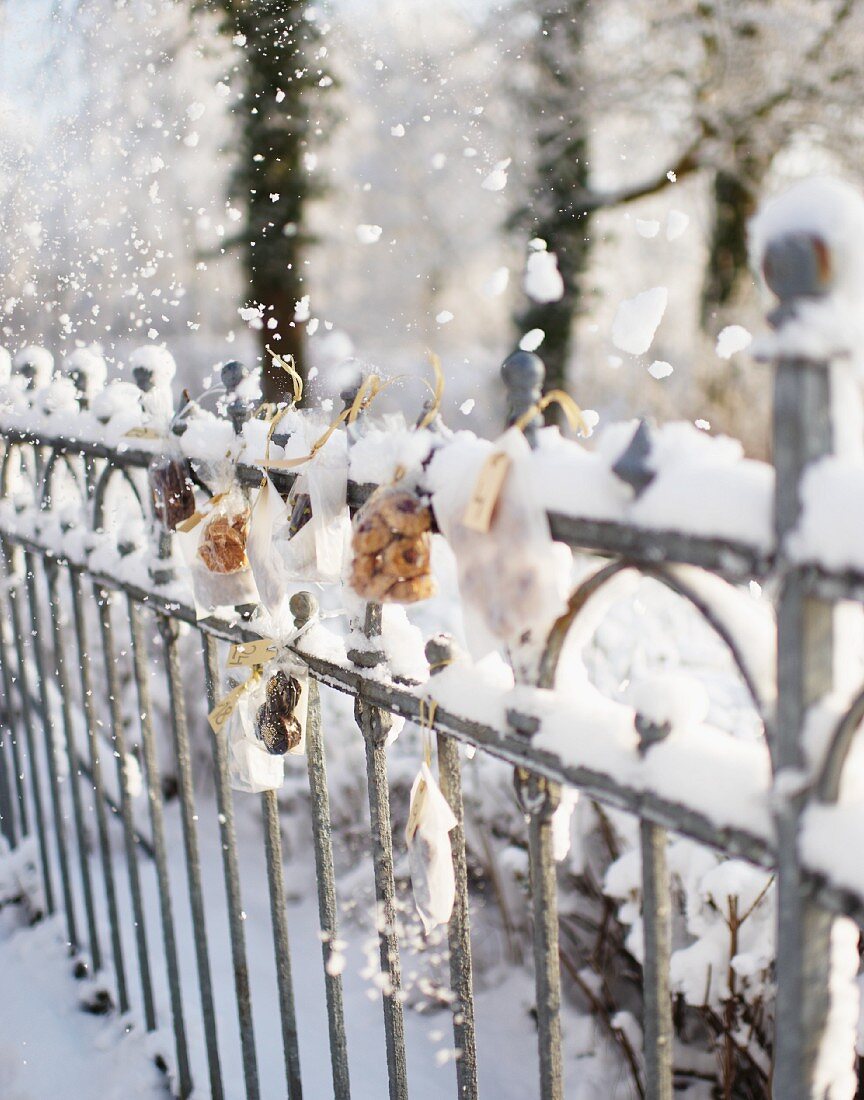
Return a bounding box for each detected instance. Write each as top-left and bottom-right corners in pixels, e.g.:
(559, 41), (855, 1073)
(63, 346), (107, 407)
(130, 345), (176, 393)
(425, 633), (462, 673)
(628, 673), (709, 756)
(750, 177), (864, 332)
(14, 346), (54, 391)
(501, 349), (544, 447)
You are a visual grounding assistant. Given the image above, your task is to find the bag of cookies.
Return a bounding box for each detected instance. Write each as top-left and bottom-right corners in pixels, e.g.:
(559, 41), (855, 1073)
(176, 485), (259, 616)
(229, 658), (308, 793)
(149, 450), (196, 532)
(349, 485), (436, 603)
(406, 761), (457, 934)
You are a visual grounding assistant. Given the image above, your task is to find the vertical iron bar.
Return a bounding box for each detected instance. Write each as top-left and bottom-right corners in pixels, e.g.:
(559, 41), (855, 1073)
(261, 788), (304, 1099)
(436, 734), (478, 1099)
(3, 541), (52, 909)
(201, 632), (260, 1100)
(426, 633), (477, 1099)
(514, 770), (563, 1098)
(45, 557), (101, 972)
(25, 551), (77, 949)
(0, 579), (21, 846)
(157, 613), (224, 1100)
(70, 567), (128, 1009)
(502, 349), (566, 1098)
(525, 782), (563, 1100)
(96, 584), (156, 1029)
(640, 820), (673, 1100)
(348, 591), (408, 1099)
(356, 696), (409, 1100)
(772, 354), (836, 1099)
(128, 599), (192, 1098)
(293, 591), (351, 1100)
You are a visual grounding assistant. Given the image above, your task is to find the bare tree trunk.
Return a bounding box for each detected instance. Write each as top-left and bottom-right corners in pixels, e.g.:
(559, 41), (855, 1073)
(513, 0), (592, 424)
(700, 152), (768, 331)
(197, 0), (332, 402)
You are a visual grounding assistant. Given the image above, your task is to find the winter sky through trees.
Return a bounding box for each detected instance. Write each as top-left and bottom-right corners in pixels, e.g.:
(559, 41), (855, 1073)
(2, 0), (863, 450)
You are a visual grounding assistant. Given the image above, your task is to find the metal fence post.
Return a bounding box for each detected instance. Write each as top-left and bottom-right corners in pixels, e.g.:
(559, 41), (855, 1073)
(502, 351), (565, 1100)
(636, 714), (673, 1100)
(767, 233), (838, 1099)
(426, 634), (478, 1099)
(290, 591), (351, 1100)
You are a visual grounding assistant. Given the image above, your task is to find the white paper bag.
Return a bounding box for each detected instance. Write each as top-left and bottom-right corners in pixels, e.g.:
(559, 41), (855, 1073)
(405, 762), (457, 934)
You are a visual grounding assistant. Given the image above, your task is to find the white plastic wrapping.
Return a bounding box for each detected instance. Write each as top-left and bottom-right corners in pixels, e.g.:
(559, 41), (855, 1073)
(228, 657), (309, 794)
(246, 477), (292, 614)
(276, 428), (351, 585)
(433, 427), (570, 656)
(405, 761), (457, 934)
(176, 485), (259, 617)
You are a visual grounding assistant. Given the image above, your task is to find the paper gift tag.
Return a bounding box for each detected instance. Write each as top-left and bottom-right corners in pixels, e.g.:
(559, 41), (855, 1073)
(462, 450), (511, 533)
(227, 638), (278, 668)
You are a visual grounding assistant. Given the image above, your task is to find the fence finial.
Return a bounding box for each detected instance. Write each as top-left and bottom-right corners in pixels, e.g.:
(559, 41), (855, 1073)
(220, 360), (255, 436)
(290, 591), (319, 628)
(501, 350), (544, 447)
(762, 233), (832, 328)
(13, 346), (53, 393)
(425, 632), (461, 673)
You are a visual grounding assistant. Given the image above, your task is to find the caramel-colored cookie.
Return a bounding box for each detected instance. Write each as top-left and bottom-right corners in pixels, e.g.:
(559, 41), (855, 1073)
(377, 491), (431, 536)
(350, 559), (395, 600)
(197, 510), (250, 574)
(350, 551), (380, 585)
(386, 573), (436, 603)
(352, 511), (392, 554)
(381, 534), (430, 579)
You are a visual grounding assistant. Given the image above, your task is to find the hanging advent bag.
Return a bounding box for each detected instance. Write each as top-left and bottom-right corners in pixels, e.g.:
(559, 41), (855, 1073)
(406, 761), (457, 934)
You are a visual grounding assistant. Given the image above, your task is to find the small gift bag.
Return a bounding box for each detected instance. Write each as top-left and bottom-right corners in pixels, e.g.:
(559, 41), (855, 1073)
(224, 656), (309, 793)
(245, 476), (292, 614)
(149, 449), (196, 532)
(176, 485), (259, 616)
(406, 760), (457, 934)
(349, 485), (436, 603)
(275, 415), (351, 585)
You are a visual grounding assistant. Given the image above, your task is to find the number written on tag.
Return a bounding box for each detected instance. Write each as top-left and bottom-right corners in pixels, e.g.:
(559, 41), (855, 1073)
(227, 638), (278, 668)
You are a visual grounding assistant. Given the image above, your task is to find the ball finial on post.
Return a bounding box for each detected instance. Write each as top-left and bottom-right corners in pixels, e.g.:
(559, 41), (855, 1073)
(290, 591), (319, 628)
(762, 233), (832, 328)
(501, 350), (545, 448)
(221, 360), (255, 436)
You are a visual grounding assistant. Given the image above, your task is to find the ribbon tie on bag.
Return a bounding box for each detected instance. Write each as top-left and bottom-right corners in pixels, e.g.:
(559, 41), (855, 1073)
(259, 353), (446, 474)
(512, 388), (590, 436)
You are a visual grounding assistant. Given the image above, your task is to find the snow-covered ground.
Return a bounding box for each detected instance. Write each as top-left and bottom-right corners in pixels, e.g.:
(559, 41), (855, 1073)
(0, 911), (165, 1099)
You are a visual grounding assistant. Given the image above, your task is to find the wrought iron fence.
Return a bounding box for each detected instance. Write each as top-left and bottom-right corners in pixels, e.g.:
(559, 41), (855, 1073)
(0, 228), (861, 1100)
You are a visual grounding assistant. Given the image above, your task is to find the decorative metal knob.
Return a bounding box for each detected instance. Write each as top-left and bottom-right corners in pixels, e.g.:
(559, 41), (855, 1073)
(501, 350), (544, 447)
(762, 233), (832, 328)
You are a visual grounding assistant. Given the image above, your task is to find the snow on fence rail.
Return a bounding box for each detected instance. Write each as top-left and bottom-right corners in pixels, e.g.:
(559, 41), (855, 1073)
(2, 181), (864, 1099)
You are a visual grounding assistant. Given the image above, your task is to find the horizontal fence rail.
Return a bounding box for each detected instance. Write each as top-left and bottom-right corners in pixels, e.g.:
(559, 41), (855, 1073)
(0, 224), (862, 1100)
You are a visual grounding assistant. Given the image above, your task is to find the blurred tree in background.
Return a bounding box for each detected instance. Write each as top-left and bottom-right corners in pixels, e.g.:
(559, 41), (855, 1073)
(193, 0), (333, 399)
